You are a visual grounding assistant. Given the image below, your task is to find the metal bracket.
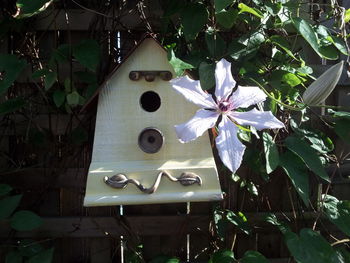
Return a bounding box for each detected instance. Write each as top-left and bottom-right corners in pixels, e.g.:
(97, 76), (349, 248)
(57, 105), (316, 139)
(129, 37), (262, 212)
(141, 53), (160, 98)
(104, 171), (202, 194)
(129, 71), (172, 82)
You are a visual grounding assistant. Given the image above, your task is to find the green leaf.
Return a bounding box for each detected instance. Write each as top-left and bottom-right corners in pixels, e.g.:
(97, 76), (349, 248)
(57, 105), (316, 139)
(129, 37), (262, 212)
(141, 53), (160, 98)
(66, 91), (80, 106)
(238, 3), (263, 18)
(215, 0), (234, 12)
(51, 44), (70, 64)
(330, 36), (349, 55)
(44, 71), (57, 91)
(0, 184), (12, 196)
(199, 62), (215, 91)
(167, 49), (194, 76)
(323, 195), (350, 237)
(205, 32), (226, 58)
(282, 72), (301, 87)
(226, 211), (251, 235)
(0, 194), (22, 220)
(0, 97), (26, 115)
(328, 110), (350, 118)
(11, 210), (43, 231)
(216, 9), (238, 29)
(262, 132), (279, 174)
(74, 71), (97, 83)
(270, 35), (297, 60)
(334, 118), (350, 144)
(209, 249), (235, 263)
(283, 228), (340, 263)
(318, 45), (339, 60)
(0, 54), (27, 95)
(32, 68), (50, 79)
(16, 0), (52, 18)
(241, 250), (270, 263)
(345, 9), (350, 23)
(180, 3), (208, 40)
(149, 255), (180, 263)
(73, 39), (100, 72)
(5, 250), (23, 263)
(292, 17), (326, 59)
(27, 248), (54, 263)
(280, 151), (310, 206)
(246, 181), (258, 196)
(285, 136), (329, 182)
(18, 239), (44, 257)
(52, 90), (66, 108)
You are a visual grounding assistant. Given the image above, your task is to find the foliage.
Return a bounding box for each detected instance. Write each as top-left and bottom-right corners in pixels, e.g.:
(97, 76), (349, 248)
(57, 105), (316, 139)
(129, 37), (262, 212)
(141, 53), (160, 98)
(0, 184), (53, 262)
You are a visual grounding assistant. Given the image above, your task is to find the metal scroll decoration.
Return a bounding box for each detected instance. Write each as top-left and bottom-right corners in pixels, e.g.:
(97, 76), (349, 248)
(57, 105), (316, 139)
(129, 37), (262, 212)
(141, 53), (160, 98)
(104, 171), (202, 194)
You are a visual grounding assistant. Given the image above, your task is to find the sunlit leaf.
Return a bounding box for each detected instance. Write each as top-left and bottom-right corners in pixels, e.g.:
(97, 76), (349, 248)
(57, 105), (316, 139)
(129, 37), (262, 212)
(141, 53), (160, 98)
(167, 49), (194, 76)
(11, 210), (43, 231)
(73, 39), (100, 72)
(15, 0), (52, 18)
(345, 9), (350, 23)
(329, 36), (349, 55)
(323, 195), (350, 237)
(226, 211), (251, 235)
(285, 136), (329, 182)
(280, 151), (310, 206)
(238, 3), (263, 18)
(0, 54), (27, 95)
(0, 194), (22, 220)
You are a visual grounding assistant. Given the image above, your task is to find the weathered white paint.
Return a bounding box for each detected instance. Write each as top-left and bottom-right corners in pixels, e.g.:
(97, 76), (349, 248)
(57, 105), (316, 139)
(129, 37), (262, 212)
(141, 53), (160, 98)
(84, 38), (222, 206)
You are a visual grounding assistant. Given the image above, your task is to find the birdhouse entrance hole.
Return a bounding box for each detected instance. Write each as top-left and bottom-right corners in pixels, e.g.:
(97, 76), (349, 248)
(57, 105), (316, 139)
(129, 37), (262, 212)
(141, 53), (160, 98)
(138, 127), (164, 153)
(140, 91), (161, 112)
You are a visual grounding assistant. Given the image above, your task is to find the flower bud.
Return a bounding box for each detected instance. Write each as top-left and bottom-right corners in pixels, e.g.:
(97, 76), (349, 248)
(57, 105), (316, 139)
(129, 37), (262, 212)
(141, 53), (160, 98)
(302, 61), (343, 105)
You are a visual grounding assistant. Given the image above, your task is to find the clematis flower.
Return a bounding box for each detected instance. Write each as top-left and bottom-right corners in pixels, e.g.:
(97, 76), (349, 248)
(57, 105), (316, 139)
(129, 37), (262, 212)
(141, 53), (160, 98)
(170, 59), (284, 174)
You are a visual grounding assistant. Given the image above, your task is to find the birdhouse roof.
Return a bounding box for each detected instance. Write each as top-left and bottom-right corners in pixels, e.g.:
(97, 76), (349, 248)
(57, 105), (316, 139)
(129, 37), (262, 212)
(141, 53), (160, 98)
(81, 33), (166, 112)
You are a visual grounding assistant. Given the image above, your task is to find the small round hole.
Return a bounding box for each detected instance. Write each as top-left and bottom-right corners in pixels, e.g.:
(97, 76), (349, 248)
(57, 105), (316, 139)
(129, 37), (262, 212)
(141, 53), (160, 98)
(147, 136), (155, 144)
(140, 91), (161, 112)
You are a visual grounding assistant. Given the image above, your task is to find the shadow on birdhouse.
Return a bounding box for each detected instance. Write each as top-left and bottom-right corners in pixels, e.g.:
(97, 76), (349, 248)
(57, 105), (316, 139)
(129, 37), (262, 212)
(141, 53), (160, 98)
(83, 35), (223, 206)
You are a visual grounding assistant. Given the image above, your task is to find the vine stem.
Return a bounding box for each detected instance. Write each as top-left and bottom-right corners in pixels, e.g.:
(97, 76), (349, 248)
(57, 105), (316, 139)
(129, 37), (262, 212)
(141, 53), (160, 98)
(249, 78), (306, 111)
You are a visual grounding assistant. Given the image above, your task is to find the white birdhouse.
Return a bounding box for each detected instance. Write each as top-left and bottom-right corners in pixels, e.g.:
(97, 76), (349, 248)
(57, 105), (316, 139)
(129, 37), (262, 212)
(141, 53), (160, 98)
(83, 35), (223, 206)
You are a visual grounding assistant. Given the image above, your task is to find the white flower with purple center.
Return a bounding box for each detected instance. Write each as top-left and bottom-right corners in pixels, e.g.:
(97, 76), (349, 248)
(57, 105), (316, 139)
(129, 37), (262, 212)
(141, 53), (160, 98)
(171, 58), (284, 174)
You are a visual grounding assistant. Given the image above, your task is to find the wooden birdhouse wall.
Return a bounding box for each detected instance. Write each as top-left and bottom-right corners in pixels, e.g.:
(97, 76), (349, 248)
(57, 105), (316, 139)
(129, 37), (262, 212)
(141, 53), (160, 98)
(84, 38), (222, 206)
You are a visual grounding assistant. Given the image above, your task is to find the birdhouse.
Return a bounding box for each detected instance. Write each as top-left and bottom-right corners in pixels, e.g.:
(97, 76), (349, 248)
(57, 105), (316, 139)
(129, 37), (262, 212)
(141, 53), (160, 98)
(83, 35), (223, 206)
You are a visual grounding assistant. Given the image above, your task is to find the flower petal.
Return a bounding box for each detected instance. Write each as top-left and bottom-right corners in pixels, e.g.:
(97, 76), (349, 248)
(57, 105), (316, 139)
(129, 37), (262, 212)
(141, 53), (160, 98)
(230, 108), (284, 130)
(170, 76), (217, 109)
(230, 85), (267, 109)
(215, 58), (236, 101)
(175, 109), (219, 143)
(215, 115), (246, 173)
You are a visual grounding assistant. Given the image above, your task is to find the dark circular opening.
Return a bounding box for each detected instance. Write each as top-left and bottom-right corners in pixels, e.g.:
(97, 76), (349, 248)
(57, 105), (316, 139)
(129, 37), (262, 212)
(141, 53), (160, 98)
(140, 91), (161, 112)
(138, 128), (164, 154)
(147, 136), (155, 144)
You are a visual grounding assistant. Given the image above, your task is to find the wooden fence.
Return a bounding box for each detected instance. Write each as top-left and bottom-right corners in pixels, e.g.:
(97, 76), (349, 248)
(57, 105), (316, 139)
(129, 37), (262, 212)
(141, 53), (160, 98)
(0, 1), (349, 262)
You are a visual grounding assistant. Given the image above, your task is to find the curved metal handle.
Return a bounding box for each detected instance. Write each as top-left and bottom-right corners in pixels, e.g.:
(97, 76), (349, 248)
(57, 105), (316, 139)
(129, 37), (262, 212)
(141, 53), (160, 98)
(104, 171), (202, 194)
